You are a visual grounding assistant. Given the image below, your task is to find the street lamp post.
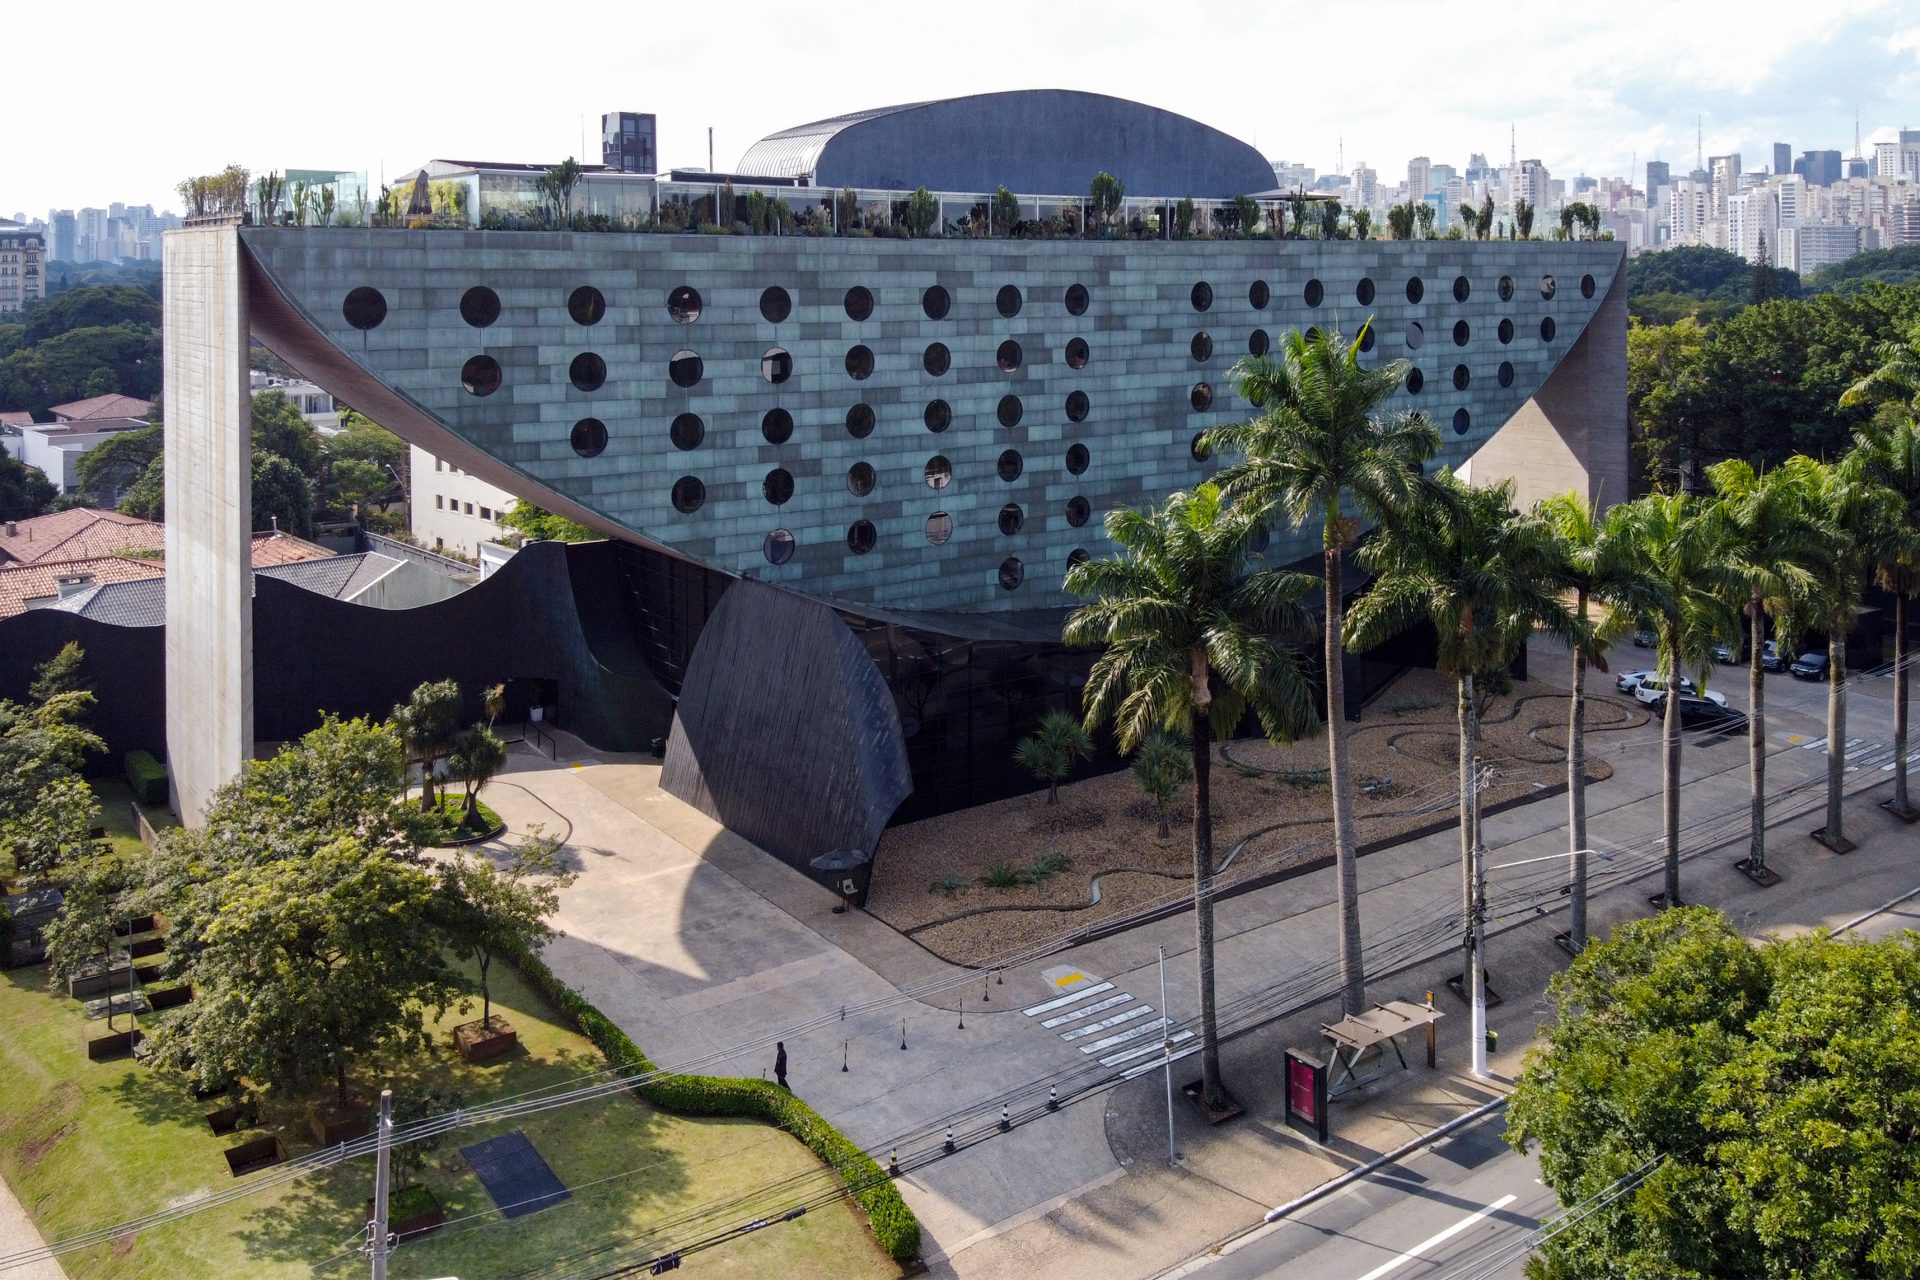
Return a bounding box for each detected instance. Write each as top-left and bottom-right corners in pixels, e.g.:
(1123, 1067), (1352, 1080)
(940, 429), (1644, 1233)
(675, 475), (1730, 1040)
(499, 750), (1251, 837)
(1470, 844), (1609, 1078)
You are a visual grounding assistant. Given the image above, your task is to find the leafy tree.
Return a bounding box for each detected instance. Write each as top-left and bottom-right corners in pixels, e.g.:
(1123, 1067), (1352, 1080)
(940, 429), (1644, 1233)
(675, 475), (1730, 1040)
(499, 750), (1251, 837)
(1174, 198), (1196, 240)
(536, 158), (583, 225)
(437, 833), (572, 1027)
(1349, 471), (1573, 966)
(1627, 317), (1710, 491)
(1621, 494), (1739, 904)
(392, 682), (462, 813)
(1065, 484), (1317, 1112)
(251, 451), (313, 538)
(118, 454), (164, 520)
(41, 845), (135, 1029)
(7, 774), (102, 881)
(155, 835), (458, 1106)
(1536, 495), (1669, 948)
(1513, 198), (1535, 239)
(904, 187), (940, 238)
(1012, 711), (1094, 806)
(1508, 906), (1920, 1280)
(444, 724), (507, 827)
(1350, 208), (1374, 241)
(250, 390), (321, 475)
(28, 642), (86, 705)
(1806, 242), (1920, 294)
(1474, 193), (1495, 240)
(501, 499), (597, 544)
(1233, 194), (1260, 237)
(1130, 731), (1191, 839)
(1, 323), (160, 416)
(1090, 172), (1125, 229)
(1386, 203), (1415, 240)
(0, 674), (104, 877)
(1705, 460), (1825, 879)
(72, 422), (161, 507)
(1318, 200), (1343, 240)
(0, 452), (56, 522)
(20, 286), (159, 346)
(991, 186), (1020, 238)
(1206, 326), (1440, 1017)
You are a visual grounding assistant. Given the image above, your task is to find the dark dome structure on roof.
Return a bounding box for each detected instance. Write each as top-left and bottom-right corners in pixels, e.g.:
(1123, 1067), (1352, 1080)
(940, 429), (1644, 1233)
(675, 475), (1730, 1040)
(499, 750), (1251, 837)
(735, 90), (1276, 198)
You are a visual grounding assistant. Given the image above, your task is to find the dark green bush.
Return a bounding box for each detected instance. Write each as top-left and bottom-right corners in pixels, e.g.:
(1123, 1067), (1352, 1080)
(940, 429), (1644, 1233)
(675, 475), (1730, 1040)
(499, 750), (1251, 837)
(124, 750), (168, 805)
(502, 938), (920, 1259)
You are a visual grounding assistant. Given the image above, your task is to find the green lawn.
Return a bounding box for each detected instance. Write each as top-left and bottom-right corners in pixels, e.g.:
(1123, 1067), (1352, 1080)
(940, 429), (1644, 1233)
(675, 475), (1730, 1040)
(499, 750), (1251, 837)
(88, 776), (177, 860)
(0, 957), (898, 1279)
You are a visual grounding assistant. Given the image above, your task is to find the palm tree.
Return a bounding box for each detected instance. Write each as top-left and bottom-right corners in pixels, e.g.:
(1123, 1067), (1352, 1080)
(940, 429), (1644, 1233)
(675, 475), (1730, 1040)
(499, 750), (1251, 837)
(1535, 493), (1669, 949)
(1349, 471), (1575, 974)
(1784, 455), (1892, 851)
(1622, 494), (1740, 904)
(1705, 460), (1825, 882)
(1203, 327), (1441, 1018)
(446, 724), (508, 828)
(1014, 711), (1094, 806)
(1065, 484), (1318, 1113)
(1514, 198), (1536, 240)
(392, 680), (462, 812)
(1132, 731), (1192, 839)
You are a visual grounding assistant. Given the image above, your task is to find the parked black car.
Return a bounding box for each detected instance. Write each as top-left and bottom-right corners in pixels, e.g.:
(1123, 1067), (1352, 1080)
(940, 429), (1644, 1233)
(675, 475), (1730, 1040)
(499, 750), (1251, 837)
(1650, 692), (1750, 734)
(1761, 641), (1789, 672)
(1789, 652), (1830, 680)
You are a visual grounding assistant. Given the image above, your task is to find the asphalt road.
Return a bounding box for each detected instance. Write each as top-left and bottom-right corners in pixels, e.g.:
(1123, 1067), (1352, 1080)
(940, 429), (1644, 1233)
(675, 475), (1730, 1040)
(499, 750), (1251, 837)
(1197, 1110), (1549, 1280)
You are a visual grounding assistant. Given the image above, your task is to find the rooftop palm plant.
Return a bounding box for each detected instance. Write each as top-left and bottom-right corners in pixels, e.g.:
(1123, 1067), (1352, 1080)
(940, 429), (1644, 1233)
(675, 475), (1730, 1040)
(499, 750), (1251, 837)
(1203, 327), (1440, 1018)
(1065, 484), (1318, 1114)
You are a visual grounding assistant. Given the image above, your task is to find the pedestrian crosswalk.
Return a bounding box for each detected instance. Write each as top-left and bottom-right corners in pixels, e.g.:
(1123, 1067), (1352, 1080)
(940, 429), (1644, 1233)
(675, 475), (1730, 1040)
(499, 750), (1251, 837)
(1022, 973), (1195, 1072)
(1785, 735), (1897, 771)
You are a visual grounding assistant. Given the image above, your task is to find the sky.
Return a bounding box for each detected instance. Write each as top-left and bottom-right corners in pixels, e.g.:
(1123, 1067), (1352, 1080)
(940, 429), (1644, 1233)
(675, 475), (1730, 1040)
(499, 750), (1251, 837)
(11, 0), (1920, 218)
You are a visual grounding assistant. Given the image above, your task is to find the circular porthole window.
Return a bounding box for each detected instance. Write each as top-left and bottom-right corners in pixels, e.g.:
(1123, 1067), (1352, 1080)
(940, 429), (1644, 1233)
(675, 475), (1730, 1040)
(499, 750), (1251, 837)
(760, 347), (792, 384)
(1304, 279), (1325, 307)
(1359, 326), (1376, 353)
(763, 468), (794, 506)
(671, 475), (705, 514)
(925, 512), (954, 545)
(1249, 526), (1270, 553)
(1191, 433), (1211, 462)
(997, 449), (1023, 481)
(1452, 364), (1471, 391)
(763, 528), (795, 565)
(1066, 443), (1090, 475)
(1406, 277), (1425, 304)
(1067, 548), (1090, 569)
(924, 399), (952, 433)
(669, 412), (703, 451)
(460, 286), (500, 328)
(569, 285), (606, 326)
(1581, 274), (1596, 299)
(1249, 279), (1271, 310)
(847, 462), (876, 497)
(996, 284), (1023, 318)
(923, 342), (951, 377)
(1406, 322), (1425, 350)
(1453, 276), (1471, 303)
(1541, 317), (1557, 342)
(1498, 318), (1515, 345)
(668, 285), (702, 324)
(1498, 275), (1515, 302)
(847, 519), (877, 554)
(846, 345), (875, 380)
(1191, 281), (1213, 312)
(998, 557), (1024, 590)
(760, 286), (792, 324)
(922, 285), (951, 320)
(1453, 321), (1470, 347)
(1190, 382), (1214, 412)
(846, 403), (875, 439)
(1066, 495), (1090, 527)
(1066, 337), (1090, 369)
(1356, 278), (1376, 306)
(998, 503), (1024, 535)
(1540, 275), (1557, 300)
(925, 455), (952, 490)
(1249, 329), (1270, 357)
(1191, 332), (1213, 363)
(1453, 408), (1471, 435)
(571, 417), (608, 457)
(461, 355), (501, 396)
(569, 352), (606, 392)
(668, 349), (702, 388)
(1497, 361), (1515, 388)
(1065, 390), (1090, 422)
(996, 340), (1023, 373)
(1065, 282), (1089, 315)
(997, 395), (1023, 428)
(761, 407), (793, 444)
(844, 285), (874, 321)
(343, 286), (387, 330)
(1405, 368), (1425, 394)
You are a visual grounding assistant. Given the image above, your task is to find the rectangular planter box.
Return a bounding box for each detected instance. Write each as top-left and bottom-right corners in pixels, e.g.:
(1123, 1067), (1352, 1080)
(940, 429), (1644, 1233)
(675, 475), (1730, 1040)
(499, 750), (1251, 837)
(126, 936), (166, 959)
(148, 984), (194, 1010)
(364, 1190), (447, 1242)
(309, 1101), (372, 1148)
(224, 1135), (285, 1177)
(68, 960), (134, 999)
(85, 1028), (144, 1061)
(206, 1103), (258, 1136)
(452, 1015), (518, 1062)
(134, 961), (165, 984)
(114, 914), (160, 937)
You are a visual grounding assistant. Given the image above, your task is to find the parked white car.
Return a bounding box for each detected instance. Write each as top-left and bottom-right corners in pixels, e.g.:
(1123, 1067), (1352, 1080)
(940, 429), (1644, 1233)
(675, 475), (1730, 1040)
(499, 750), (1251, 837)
(1634, 678), (1726, 707)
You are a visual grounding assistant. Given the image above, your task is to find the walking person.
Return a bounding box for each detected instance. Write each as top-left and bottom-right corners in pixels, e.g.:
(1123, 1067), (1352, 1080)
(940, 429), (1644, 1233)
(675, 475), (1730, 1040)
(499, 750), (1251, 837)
(775, 1041), (789, 1091)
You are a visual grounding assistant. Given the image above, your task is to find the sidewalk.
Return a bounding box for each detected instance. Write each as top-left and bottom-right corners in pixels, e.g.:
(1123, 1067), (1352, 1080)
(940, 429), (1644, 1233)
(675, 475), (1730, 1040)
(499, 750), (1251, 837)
(0, 1176), (66, 1280)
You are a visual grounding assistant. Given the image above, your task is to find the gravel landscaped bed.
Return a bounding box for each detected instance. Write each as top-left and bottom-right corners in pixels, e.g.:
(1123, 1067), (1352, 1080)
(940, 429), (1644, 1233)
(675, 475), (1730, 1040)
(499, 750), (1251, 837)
(868, 668), (1650, 965)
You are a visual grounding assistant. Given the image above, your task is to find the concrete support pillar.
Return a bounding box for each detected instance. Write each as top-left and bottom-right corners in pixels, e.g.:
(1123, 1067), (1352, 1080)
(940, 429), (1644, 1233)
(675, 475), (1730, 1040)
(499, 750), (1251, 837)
(163, 224), (252, 825)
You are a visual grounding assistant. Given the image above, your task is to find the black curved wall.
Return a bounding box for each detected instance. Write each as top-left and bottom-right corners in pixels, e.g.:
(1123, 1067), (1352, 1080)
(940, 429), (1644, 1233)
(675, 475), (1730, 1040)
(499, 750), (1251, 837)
(0, 608), (166, 773)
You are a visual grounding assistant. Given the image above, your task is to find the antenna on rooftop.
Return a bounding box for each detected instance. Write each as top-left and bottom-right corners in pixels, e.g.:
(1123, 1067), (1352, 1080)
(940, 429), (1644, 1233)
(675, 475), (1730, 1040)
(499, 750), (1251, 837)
(1696, 114), (1703, 171)
(1509, 123), (1515, 174)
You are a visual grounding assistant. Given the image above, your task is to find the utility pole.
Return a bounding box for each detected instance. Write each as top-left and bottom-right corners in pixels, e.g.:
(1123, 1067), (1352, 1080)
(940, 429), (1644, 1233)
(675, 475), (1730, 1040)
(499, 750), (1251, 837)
(369, 1089), (393, 1280)
(1469, 837), (1489, 1079)
(1158, 946), (1176, 1166)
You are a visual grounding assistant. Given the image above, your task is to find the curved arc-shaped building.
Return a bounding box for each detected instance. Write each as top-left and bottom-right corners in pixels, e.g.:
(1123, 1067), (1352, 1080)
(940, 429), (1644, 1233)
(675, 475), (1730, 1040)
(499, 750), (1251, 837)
(240, 229), (1625, 615)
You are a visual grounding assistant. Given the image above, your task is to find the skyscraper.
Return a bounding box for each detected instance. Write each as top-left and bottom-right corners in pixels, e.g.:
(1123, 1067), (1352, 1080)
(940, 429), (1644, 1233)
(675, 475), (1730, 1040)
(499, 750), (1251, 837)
(1772, 142), (1791, 174)
(1794, 150), (1841, 187)
(1645, 160), (1670, 197)
(600, 112), (657, 175)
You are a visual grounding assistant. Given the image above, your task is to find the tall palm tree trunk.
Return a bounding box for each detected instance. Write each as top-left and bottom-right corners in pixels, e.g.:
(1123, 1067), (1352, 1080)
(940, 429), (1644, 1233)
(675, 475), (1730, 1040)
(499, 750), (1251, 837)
(1189, 706), (1227, 1111)
(1324, 528), (1366, 1019)
(1824, 634), (1849, 846)
(1895, 593), (1912, 817)
(1567, 592), (1588, 950)
(1662, 622), (1683, 907)
(1747, 599), (1768, 875)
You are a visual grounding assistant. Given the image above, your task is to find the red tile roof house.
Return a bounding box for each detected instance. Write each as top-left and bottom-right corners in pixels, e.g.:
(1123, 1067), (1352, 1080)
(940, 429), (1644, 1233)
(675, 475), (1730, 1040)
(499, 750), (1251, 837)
(46, 394), (155, 423)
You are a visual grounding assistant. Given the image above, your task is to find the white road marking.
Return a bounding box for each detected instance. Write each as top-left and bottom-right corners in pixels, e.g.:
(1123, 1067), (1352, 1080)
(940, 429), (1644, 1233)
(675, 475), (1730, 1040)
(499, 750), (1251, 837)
(1350, 1193), (1519, 1280)
(1041, 993), (1137, 1027)
(1121, 1042), (1201, 1080)
(1079, 1019), (1170, 1053)
(1100, 1030), (1194, 1067)
(1060, 1004), (1156, 1041)
(1022, 982), (1114, 1016)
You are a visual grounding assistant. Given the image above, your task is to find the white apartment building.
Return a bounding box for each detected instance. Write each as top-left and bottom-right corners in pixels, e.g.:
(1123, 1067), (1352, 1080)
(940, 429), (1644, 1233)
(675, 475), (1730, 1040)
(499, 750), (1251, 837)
(409, 445), (515, 559)
(0, 220), (46, 313)
(1512, 159), (1552, 215)
(1778, 224), (1863, 274)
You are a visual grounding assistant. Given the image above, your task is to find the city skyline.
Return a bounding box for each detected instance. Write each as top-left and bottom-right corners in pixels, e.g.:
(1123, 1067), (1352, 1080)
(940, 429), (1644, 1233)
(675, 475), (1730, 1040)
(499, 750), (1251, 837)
(7, 0), (1920, 217)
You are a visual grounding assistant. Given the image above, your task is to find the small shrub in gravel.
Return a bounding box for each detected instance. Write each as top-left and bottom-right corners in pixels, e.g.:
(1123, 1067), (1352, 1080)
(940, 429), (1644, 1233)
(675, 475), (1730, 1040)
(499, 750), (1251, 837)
(1023, 852), (1072, 884)
(979, 861), (1023, 888)
(929, 870), (966, 896)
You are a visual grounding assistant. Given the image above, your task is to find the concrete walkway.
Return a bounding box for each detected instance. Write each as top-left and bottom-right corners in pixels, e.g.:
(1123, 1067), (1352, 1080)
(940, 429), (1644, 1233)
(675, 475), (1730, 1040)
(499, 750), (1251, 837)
(477, 651), (1917, 1279)
(0, 1175), (67, 1280)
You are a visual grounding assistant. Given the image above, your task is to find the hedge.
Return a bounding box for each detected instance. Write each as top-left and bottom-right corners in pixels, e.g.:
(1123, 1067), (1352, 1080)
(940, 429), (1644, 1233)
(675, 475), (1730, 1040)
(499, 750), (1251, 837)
(502, 938), (921, 1260)
(124, 750), (169, 806)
